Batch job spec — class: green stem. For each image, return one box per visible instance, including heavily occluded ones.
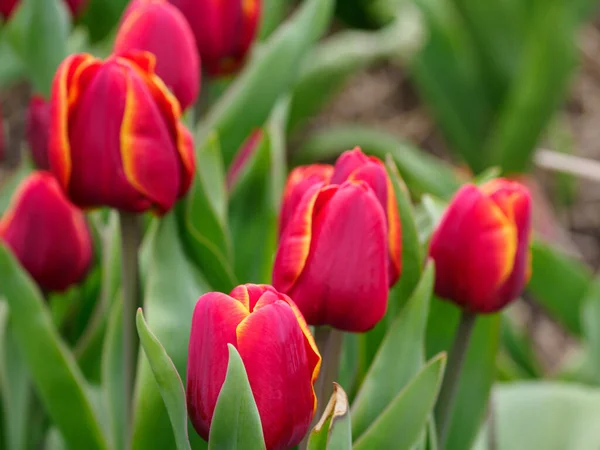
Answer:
[300,327,343,449]
[119,211,141,448]
[435,310,477,450]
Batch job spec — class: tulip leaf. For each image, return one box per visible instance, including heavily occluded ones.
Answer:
[131,214,211,450]
[307,383,352,450]
[287,9,424,133]
[136,309,192,450]
[0,244,109,450]
[208,344,266,450]
[351,262,434,439]
[472,383,600,450]
[353,353,446,450]
[0,303,32,450]
[528,240,591,336]
[200,0,335,167]
[295,125,461,199]
[178,133,237,292]
[580,276,600,383]
[425,298,500,450]
[80,0,128,43]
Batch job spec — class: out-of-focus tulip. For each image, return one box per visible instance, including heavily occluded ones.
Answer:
[225,129,263,191]
[428,179,532,313]
[49,52,195,214]
[1,0,88,20]
[187,284,321,450]
[115,0,200,110]
[0,0,18,19]
[26,95,50,170]
[272,147,402,332]
[0,171,92,292]
[64,0,88,17]
[167,0,261,76]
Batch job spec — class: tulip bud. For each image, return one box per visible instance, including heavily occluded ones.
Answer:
[115,0,200,110]
[167,0,261,76]
[428,179,532,313]
[26,95,50,170]
[187,284,321,450]
[273,148,402,332]
[49,52,195,214]
[0,171,92,292]
[0,0,17,19]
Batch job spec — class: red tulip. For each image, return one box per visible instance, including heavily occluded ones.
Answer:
[187,284,321,450]
[428,179,532,313]
[115,0,200,110]
[0,0,18,19]
[1,0,87,20]
[272,148,402,332]
[49,52,195,214]
[64,0,88,17]
[26,95,50,170]
[0,171,92,292]
[167,0,260,76]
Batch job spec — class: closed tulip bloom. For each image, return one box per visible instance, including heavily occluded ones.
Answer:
[0,0,17,19]
[167,0,260,76]
[187,284,321,450]
[49,52,195,214]
[0,172,92,292]
[64,0,88,17]
[26,95,50,170]
[115,0,200,110]
[428,179,532,313]
[273,148,402,332]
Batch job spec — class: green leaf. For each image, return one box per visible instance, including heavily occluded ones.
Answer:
[425,298,500,450]
[200,0,335,167]
[136,309,191,450]
[500,313,542,379]
[307,383,352,450]
[258,0,291,40]
[473,382,600,450]
[208,345,266,450]
[177,133,237,291]
[287,9,424,133]
[581,277,600,383]
[351,262,434,439]
[528,240,592,336]
[131,214,211,450]
[0,244,108,450]
[5,0,69,96]
[353,354,446,450]
[295,125,461,199]
[0,303,31,450]
[79,0,128,43]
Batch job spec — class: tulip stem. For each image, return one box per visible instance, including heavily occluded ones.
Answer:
[435,310,477,450]
[119,211,142,448]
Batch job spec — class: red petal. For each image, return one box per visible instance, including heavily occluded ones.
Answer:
[428,184,518,313]
[279,164,333,236]
[236,300,316,450]
[26,95,51,170]
[330,147,370,184]
[186,292,249,440]
[285,181,389,331]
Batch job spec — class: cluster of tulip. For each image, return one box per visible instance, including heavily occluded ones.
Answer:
[0,0,534,449]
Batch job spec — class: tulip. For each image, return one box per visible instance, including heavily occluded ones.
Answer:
[187,284,321,450]
[26,95,50,170]
[48,52,195,214]
[272,147,402,332]
[0,171,92,292]
[167,0,261,76]
[428,179,532,313]
[1,0,87,20]
[115,0,200,110]
[0,0,17,19]
[64,0,88,17]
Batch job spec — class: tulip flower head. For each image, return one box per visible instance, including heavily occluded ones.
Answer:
[0,0,17,19]
[273,147,402,332]
[167,0,261,76]
[0,171,92,292]
[187,284,321,450]
[26,95,50,170]
[115,0,200,110]
[49,52,195,214]
[428,179,532,313]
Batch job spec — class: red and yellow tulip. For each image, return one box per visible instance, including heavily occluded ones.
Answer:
[428,179,532,313]
[273,147,402,332]
[48,52,195,214]
[187,284,321,450]
[0,171,92,292]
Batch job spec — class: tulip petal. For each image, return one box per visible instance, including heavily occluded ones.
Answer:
[330,147,370,184]
[279,164,333,236]
[429,184,518,312]
[186,292,249,440]
[284,181,389,331]
[229,283,273,311]
[236,300,316,450]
